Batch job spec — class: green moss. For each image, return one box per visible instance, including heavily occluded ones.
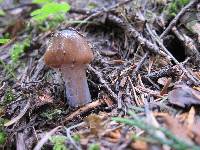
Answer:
[41,109,62,120]
[72,134,81,142]
[0,118,8,145]
[3,88,14,104]
[0,131,6,145]
[10,38,30,62]
[165,0,190,19]
[50,135,68,150]
[88,144,100,150]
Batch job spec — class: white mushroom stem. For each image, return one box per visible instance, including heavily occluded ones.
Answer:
[60,64,91,107]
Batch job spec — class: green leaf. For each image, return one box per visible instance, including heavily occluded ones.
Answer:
[50,135,67,145]
[31,2,71,21]
[0,38,10,44]
[10,38,30,62]
[72,134,81,142]
[32,0,53,4]
[88,143,100,150]
[0,9,5,16]
[50,135,68,150]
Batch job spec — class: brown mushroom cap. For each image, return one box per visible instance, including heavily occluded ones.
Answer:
[44,29,93,68]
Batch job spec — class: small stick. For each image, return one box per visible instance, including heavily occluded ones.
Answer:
[107,14,166,56]
[127,77,140,106]
[133,52,149,77]
[142,65,181,81]
[62,100,105,123]
[88,65,118,102]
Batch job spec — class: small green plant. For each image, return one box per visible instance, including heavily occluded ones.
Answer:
[88,143,100,150]
[41,109,62,120]
[0,59,16,79]
[50,135,68,150]
[0,131,6,145]
[31,2,70,22]
[30,1,71,31]
[0,38,10,44]
[32,0,53,4]
[10,38,30,62]
[72,134,81,143]
[0,118,8,145]
[165,0,190,18]
[0,9,5,16]
[3,88,15,104]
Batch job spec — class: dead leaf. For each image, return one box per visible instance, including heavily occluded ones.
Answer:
[186,107,195,129]
[85,114,105,136]
[155,113,193,144]
[131,140,148,150]
[106,129,121,140]
[156,111,200,145]
[191,122,200,144]
[160,78,172,95]
[4,18,26,37]
[168,84,200,107]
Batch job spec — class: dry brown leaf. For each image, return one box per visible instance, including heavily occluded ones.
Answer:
[160,78,172,95]
[186,107,195,129]
[5,18,26,37]
[85,114,105,136]
[168,84,200,107]
[155,112,200,145]
[131,140,148,150]
[191,122,200,144]
[155,113,193,144]
[106,129,121,140]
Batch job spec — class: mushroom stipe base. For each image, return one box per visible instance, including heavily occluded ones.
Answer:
[61,65,92,107]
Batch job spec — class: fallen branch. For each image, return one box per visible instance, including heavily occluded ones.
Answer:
[88,65,118,102]
[62,99,106,124]
[107,14,166,56]
[142,65,181,81]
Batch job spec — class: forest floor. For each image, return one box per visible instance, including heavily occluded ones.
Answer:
[1,0,200,150]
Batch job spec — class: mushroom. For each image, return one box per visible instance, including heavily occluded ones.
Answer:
[44,29,93,107]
